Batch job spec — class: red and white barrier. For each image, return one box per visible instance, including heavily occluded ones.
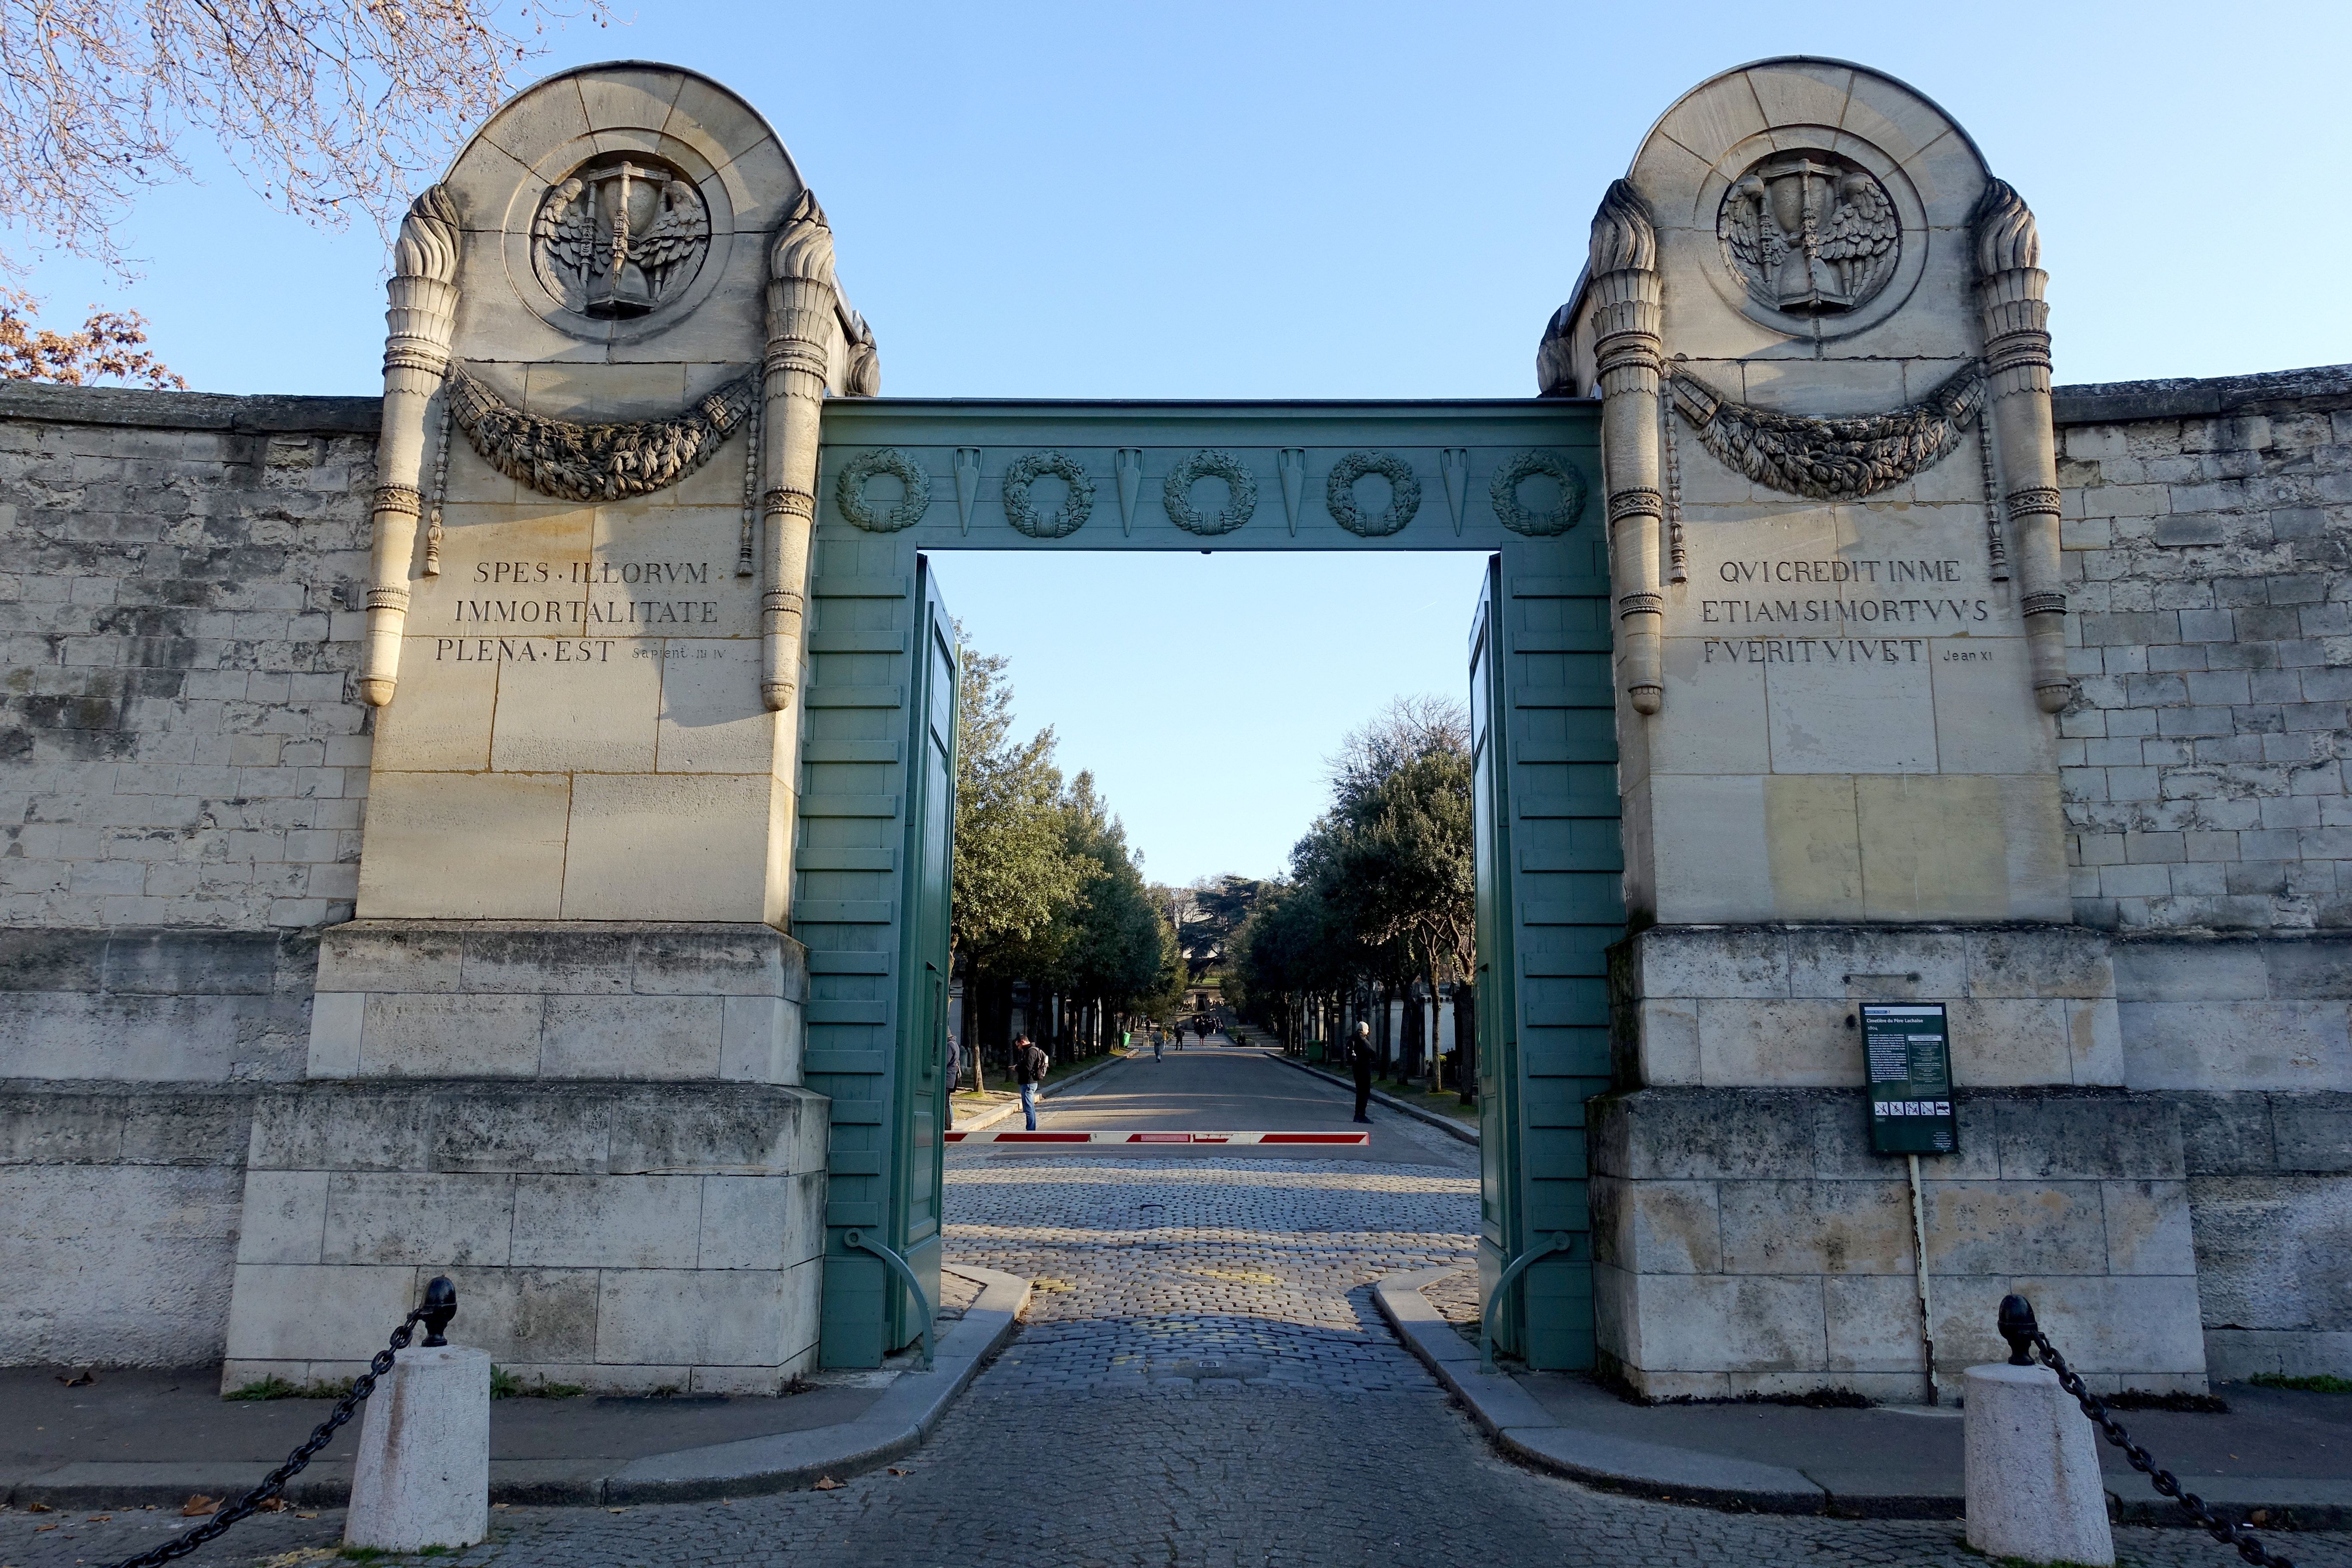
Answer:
[943,1129,1369,1145]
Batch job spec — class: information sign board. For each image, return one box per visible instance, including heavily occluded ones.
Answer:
[1862,1003,1957,1156]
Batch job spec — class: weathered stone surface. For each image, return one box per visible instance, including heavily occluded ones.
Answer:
[2056,372,2352,934]
[1964,1362,2115,1566]
[344,1344,491,1552]
[224,1077,827,1390]
[1591,1087,2205,1399]
[0,1081,256,1364]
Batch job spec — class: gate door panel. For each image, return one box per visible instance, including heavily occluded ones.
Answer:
[801,540,954,1368]
[1473,536,1623,1369]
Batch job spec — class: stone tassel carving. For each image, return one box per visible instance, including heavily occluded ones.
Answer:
[1974,179,2070,714]
[1588,180,1666,716]
[760,191,846,712]
[360,186,462,706]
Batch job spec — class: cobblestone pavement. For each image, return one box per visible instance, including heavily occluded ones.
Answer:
[12,1143,2347,1568]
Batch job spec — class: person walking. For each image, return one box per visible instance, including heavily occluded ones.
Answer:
[1153,1025,1164,1063]
[943,1031,962,1095]
[1013,1032,1050,1131]
[1194,1016,1210,1048]
[1347,1019,1375,1124]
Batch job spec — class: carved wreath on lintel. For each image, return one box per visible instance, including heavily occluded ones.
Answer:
[1325,451,1421,537]
[1164,450,1259,535]
[1003,450,1097,538]
[836,447,933,532]
[1667,361,1984,502]
[445,364,755,504]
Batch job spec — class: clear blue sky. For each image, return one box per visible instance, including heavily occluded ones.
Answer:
[24,1,2349,884]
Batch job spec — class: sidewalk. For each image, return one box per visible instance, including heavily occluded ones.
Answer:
[1376,1266,2352,1529]
[2,1266,1029,1510]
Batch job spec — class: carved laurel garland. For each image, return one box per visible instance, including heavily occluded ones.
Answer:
[1002,450,1096,538]
[444,364,757,504]
[836,447,933,533]
[1325,451,1421,537]
[1667,362,1984,501]
[1164,450,1258,535]
[1489,451,1587,536]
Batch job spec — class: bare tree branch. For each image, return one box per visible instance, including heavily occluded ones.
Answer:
[0,0,610,276]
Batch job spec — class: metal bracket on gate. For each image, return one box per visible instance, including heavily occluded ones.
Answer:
[1480,1233,1572,1374]
[845,1229,934,1371]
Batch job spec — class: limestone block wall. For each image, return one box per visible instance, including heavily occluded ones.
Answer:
[220,919,825,1393]
[1,386,376,1365]
[1591,1085,2205,1401]
[1602,926,2205,1398]
[2045,368,2352,1377]
[0,384,377,938]
[224,1078,826,1394]
[0,1082,251,1364]
[2053,365,2352,933]
[2170,1082,2352,1381]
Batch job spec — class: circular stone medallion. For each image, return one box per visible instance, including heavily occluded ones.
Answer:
[532,153,712,321]
[1717,150,1899,320]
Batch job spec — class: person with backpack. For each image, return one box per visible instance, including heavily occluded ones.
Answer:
[1013,1032,1050,1130]
[1346,1020,1376,1124]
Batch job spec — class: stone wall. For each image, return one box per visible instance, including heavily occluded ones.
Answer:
[2054,365,2352,933]
[6,364,2352,1377]
[2048,367,2352,1378]
[2,386,375,1364]
[0,383,378,941]
[1591,1084,2204,1402]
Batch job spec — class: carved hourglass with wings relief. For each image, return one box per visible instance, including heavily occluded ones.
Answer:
[531,155,712,318]
[1718,152,1899,317]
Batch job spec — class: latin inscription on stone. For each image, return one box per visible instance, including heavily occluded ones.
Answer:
[446,557,731,631]
[1692,556,1996,669]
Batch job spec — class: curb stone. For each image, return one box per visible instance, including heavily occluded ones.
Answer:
[1271,1052,1480,1145]
[1372,1268,2352,1529]
[2,1266,1032,1510]
[1370,1266,1828,1515]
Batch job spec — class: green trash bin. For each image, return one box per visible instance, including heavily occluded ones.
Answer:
[1306,1040,1325,1064]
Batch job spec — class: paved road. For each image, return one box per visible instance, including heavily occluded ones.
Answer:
[15,1053,2349,1568]
[1014,1040,1460,1164]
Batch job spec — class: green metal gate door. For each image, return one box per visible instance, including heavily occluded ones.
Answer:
[801,546,955,1367]
[1472,538,1623,1369]
[805,396,1613,1368]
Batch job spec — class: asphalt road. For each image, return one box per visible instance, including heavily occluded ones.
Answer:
[1003,1038,1467,1166]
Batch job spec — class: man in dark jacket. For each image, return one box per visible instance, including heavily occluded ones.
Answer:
[1013,1033,1050,1130]
[1346,1020,1375,1124]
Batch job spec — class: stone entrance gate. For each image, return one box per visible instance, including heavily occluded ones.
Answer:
[9,55,2347,1402]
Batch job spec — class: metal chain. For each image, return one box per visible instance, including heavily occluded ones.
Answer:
[95,1302,437,1568]
[2030,1330,2293,1568]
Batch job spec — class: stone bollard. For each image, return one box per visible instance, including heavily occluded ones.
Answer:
[1964,1296,2114,1567]
[344,1341,491,1551]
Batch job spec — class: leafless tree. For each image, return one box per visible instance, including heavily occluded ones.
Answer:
[1326,694,1469,808]
[0,0,609,278]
